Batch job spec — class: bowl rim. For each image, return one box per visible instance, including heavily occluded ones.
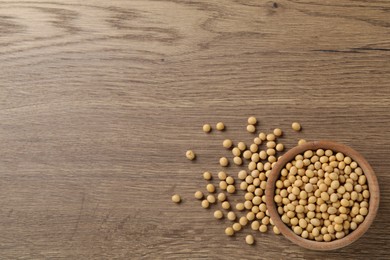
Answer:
[265,140,380,251]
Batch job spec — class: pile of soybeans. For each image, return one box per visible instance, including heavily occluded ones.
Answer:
[171,117,369,246]
[274,149,369,242]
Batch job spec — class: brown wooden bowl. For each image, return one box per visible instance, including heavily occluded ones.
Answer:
[265,140,380,251]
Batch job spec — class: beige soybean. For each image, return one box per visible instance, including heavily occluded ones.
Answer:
[227,211,236,221]
[259,132,266,141]
[251,153,260,163]
[250,143,259,152]
[239,216,249,226]
[214,210,223,219]
[219,157,229,167]
[194,191,204,200]
[248,116,257,125]
[206,184,215,193]
[232,223,242,232]
[257,212,265,220]
[251,220,260,230]
[276,143,284,152]
[259,150,267,160]
[201,200,210,209]
[225,227,234,236]
[232,147,241,157]
[186,150,196,160]
[222,201,231,210]
[247,125,256,133]
[266,141,276,149]
[240,182,248,190]
[238,170,248,180]
[217,193,226,201]
[298,139,306,145]
[219,181,227,190]
[267,149,276,156]
[237,142,246,151]
[262,216,270,225]
[245,235,255,245]
[292,122,301,131]
[216,122,225,131]
[248,161,257,171]
[244,200,253,210]
[202,124,211,133]
[227,185,236,194]
[253,137,262,145]
[226,176,234,185]
[203,171,212,180]
[273,128,283,137]
[259,224,268,233]
[233,156,243,165]
[267,134,276,141]
[236,203,245,211]
[243,150,252,159]
[247,212,256,221]
[218,171,227,180]
[223,139,233,149]
[207,195,216,204]
[273,226,281,235]
[172,194,181,203]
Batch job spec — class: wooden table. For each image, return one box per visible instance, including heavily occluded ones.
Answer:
[1,0,389,259]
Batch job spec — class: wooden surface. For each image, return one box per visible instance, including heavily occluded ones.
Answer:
[0,0,389,259]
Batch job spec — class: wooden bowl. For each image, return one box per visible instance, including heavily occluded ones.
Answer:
[265,141,380,251]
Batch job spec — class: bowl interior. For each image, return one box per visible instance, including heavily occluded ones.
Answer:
[265,140,380,251]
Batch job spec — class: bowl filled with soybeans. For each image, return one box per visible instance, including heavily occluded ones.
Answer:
[265,141,379,250]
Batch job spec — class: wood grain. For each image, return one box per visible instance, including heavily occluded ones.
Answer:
[0,0,389,259]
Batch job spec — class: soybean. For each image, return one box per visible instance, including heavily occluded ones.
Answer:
[223,139,233,149]
[245,235,255,245]
[220,157,229,167]
[194,191,203,200]
[216,122,225,131]
[247,125,256,133]
[248,117,257,125]
[292,122,301,131]
[186,150,196,160]
[203,124,211,133]
[172,194,181,203]
[214,210,223,219]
